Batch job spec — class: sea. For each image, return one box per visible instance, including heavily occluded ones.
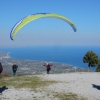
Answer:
[0,45,100,71]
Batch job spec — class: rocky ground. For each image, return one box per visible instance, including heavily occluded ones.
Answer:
[0,72,100,100]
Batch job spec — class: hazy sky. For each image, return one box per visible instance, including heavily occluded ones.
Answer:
[0,0,100,47]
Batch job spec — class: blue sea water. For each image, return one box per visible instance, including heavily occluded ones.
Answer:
[0,46,100,71]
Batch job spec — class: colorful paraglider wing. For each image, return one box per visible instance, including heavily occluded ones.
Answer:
[10,13,77,40]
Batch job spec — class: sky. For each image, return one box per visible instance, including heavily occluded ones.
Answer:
[0,0,100,47]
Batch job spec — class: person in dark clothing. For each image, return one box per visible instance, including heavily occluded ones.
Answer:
[12,63,18,76]
[44,63,52,74]
[0,62,3,77]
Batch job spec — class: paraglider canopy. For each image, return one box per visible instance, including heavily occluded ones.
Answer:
[10,13,77,40]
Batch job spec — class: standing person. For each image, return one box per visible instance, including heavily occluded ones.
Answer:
[0,62,3,78]
[44,63,52,74]
[12,63,18,76]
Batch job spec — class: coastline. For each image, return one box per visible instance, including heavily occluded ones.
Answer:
[0,51,88,76]
[0,46,99,71]
[5,51,87,70]
[7,52,10,58]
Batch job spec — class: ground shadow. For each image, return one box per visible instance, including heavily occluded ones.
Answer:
[92,84,100,90]
[0,86,8,93]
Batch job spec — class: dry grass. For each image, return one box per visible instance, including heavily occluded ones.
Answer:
[0,75,56,89]
[53,92,87,100]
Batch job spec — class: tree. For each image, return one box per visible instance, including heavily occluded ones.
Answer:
[83,51,98,72]
[96,60,100,72]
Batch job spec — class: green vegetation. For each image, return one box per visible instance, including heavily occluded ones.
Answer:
[54,92,87,100]
[96,60,100,72]
[0,75,56,89]
[83,51,98,72]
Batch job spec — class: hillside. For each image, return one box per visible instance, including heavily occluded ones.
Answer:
[0,52,87,76]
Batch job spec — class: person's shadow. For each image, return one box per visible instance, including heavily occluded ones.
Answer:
[0,86,8,93]
[92,84,100,90]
